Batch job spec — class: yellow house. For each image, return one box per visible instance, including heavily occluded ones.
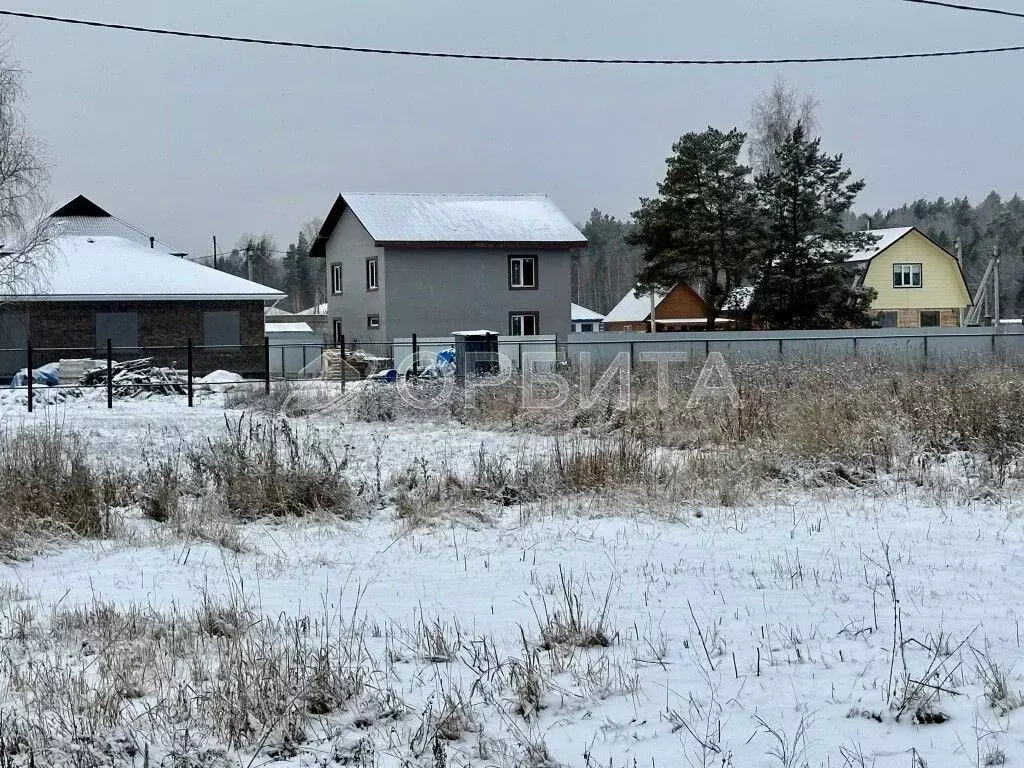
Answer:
[848,227,971,328]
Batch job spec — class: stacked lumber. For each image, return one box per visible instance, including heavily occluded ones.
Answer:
[321,349,363,380]
[79,357,187,397]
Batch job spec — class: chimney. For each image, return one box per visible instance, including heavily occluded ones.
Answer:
[149,236,155,249]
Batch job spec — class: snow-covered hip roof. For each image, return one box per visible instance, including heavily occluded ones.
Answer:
[5,236,284,301]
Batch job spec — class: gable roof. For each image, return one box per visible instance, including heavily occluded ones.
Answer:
[603,286,666,324]
[571,303,605,322]
[310,193,588,256]
[47,195,187,256]
[844,227,918,263]
[6,236,283,301]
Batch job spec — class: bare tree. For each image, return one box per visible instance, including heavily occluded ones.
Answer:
[748,76,818,176]
[0,45,50,299]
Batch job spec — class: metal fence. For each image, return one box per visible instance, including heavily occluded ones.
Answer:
[560,326,1024,367]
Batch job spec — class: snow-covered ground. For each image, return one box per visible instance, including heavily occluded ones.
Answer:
[2,396,1024,767]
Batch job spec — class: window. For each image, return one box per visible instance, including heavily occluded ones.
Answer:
[509,256,537,289]
[333,319,343,344]
[878,311,898,329]
[366,258,379,291]
[580,323,594,333]
[367,314,380,329]
[95,312,139,349]
[893,263,922,288]
[509,312,539,336]
[331,264,343,295]
[920,310,941,328]
[203,311,241,346]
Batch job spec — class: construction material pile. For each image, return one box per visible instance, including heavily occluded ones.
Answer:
[79,358,187,397]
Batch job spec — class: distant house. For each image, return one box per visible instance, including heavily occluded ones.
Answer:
[0,195,283,377]
[309,193,586,343]
[262,301,329,340]
[603,283,741,332]
[848,227,971,328]
[571,303,604,333]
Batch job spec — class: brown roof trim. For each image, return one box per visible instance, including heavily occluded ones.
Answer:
[309,194,346,258]
[376,240,588,250]
[308,193,588,256]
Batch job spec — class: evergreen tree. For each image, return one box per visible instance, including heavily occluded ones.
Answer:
[630,127,758,329]
[575,210,642,313]
[752,124,877,329]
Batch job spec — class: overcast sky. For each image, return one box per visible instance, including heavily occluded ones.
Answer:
[6,0,1024,258]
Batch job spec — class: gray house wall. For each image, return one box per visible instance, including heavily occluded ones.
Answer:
[384,247,572,340]
[324,208,387,344]
[323,210,573,343]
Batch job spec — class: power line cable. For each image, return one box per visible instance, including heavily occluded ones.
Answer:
[2,7,1024,64]
[900,0,1024,21]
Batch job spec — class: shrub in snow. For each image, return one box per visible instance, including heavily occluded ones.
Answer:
[0,422,113,552]
[351,383,399,422]
[188,415,353,520]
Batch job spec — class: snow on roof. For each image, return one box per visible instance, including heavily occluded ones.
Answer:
[342,193,587,246]
[265,322,316,334]
[451,329,499,336]
[265,306,289,316]
[49,216,185,256]
[603,286,665,324]
[8,236,284,301]
[724,286,754,311]
[845,227,915,263]
[297,302,328,315]
[571,303,605,322]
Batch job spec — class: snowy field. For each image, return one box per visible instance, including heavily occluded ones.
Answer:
[1,394,1023,767]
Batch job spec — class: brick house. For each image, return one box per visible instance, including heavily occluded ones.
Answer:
[0,196,283,377]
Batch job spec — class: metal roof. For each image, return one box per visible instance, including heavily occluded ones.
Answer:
[46,195,187,255]
[571,303,605,322]
[311,193,587,255]
[844,227,915,263]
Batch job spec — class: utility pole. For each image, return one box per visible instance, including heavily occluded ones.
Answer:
[994,245,1001,327]
[649,292,657,334]
[212,235,218,270]
[246,244,253,282]
[955,238,965,326]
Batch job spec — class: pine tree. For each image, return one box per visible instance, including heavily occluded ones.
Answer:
[630,127,758,329]
[752,124,877,329]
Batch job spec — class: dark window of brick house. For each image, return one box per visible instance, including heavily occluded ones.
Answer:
[920,310,941,328]
[96,312,139,349]
[878,311,898,328]
[203,311,241,346]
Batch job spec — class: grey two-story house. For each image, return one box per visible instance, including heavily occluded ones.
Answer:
[308,193,586,344]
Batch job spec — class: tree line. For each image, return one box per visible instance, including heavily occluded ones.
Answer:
[209,219,326,313]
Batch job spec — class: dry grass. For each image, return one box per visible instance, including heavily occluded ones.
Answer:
[0,422,118,554]
[186,415,354,520]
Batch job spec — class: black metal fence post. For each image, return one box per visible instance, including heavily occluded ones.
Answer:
[412,333,419,376]
[187,338,194,407]
[26,339,32,413]
[264,336,271,394]
[340,334,346,391]
[106,338,113,409]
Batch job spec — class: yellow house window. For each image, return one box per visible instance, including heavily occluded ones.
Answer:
[893,263,922,288]
[920,311,940,328]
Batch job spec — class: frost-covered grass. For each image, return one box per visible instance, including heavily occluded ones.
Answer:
[0,364,1023,766]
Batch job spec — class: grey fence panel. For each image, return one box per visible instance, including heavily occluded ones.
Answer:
[566,328,1024,367]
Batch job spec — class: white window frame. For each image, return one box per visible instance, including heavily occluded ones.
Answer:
[510,312,539,336]
[366,258,379,291]
[333,319,343,344]
[509,256,537,289]
[367,314,380,330]
[893,263,922,288]
[330,263,343,295]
